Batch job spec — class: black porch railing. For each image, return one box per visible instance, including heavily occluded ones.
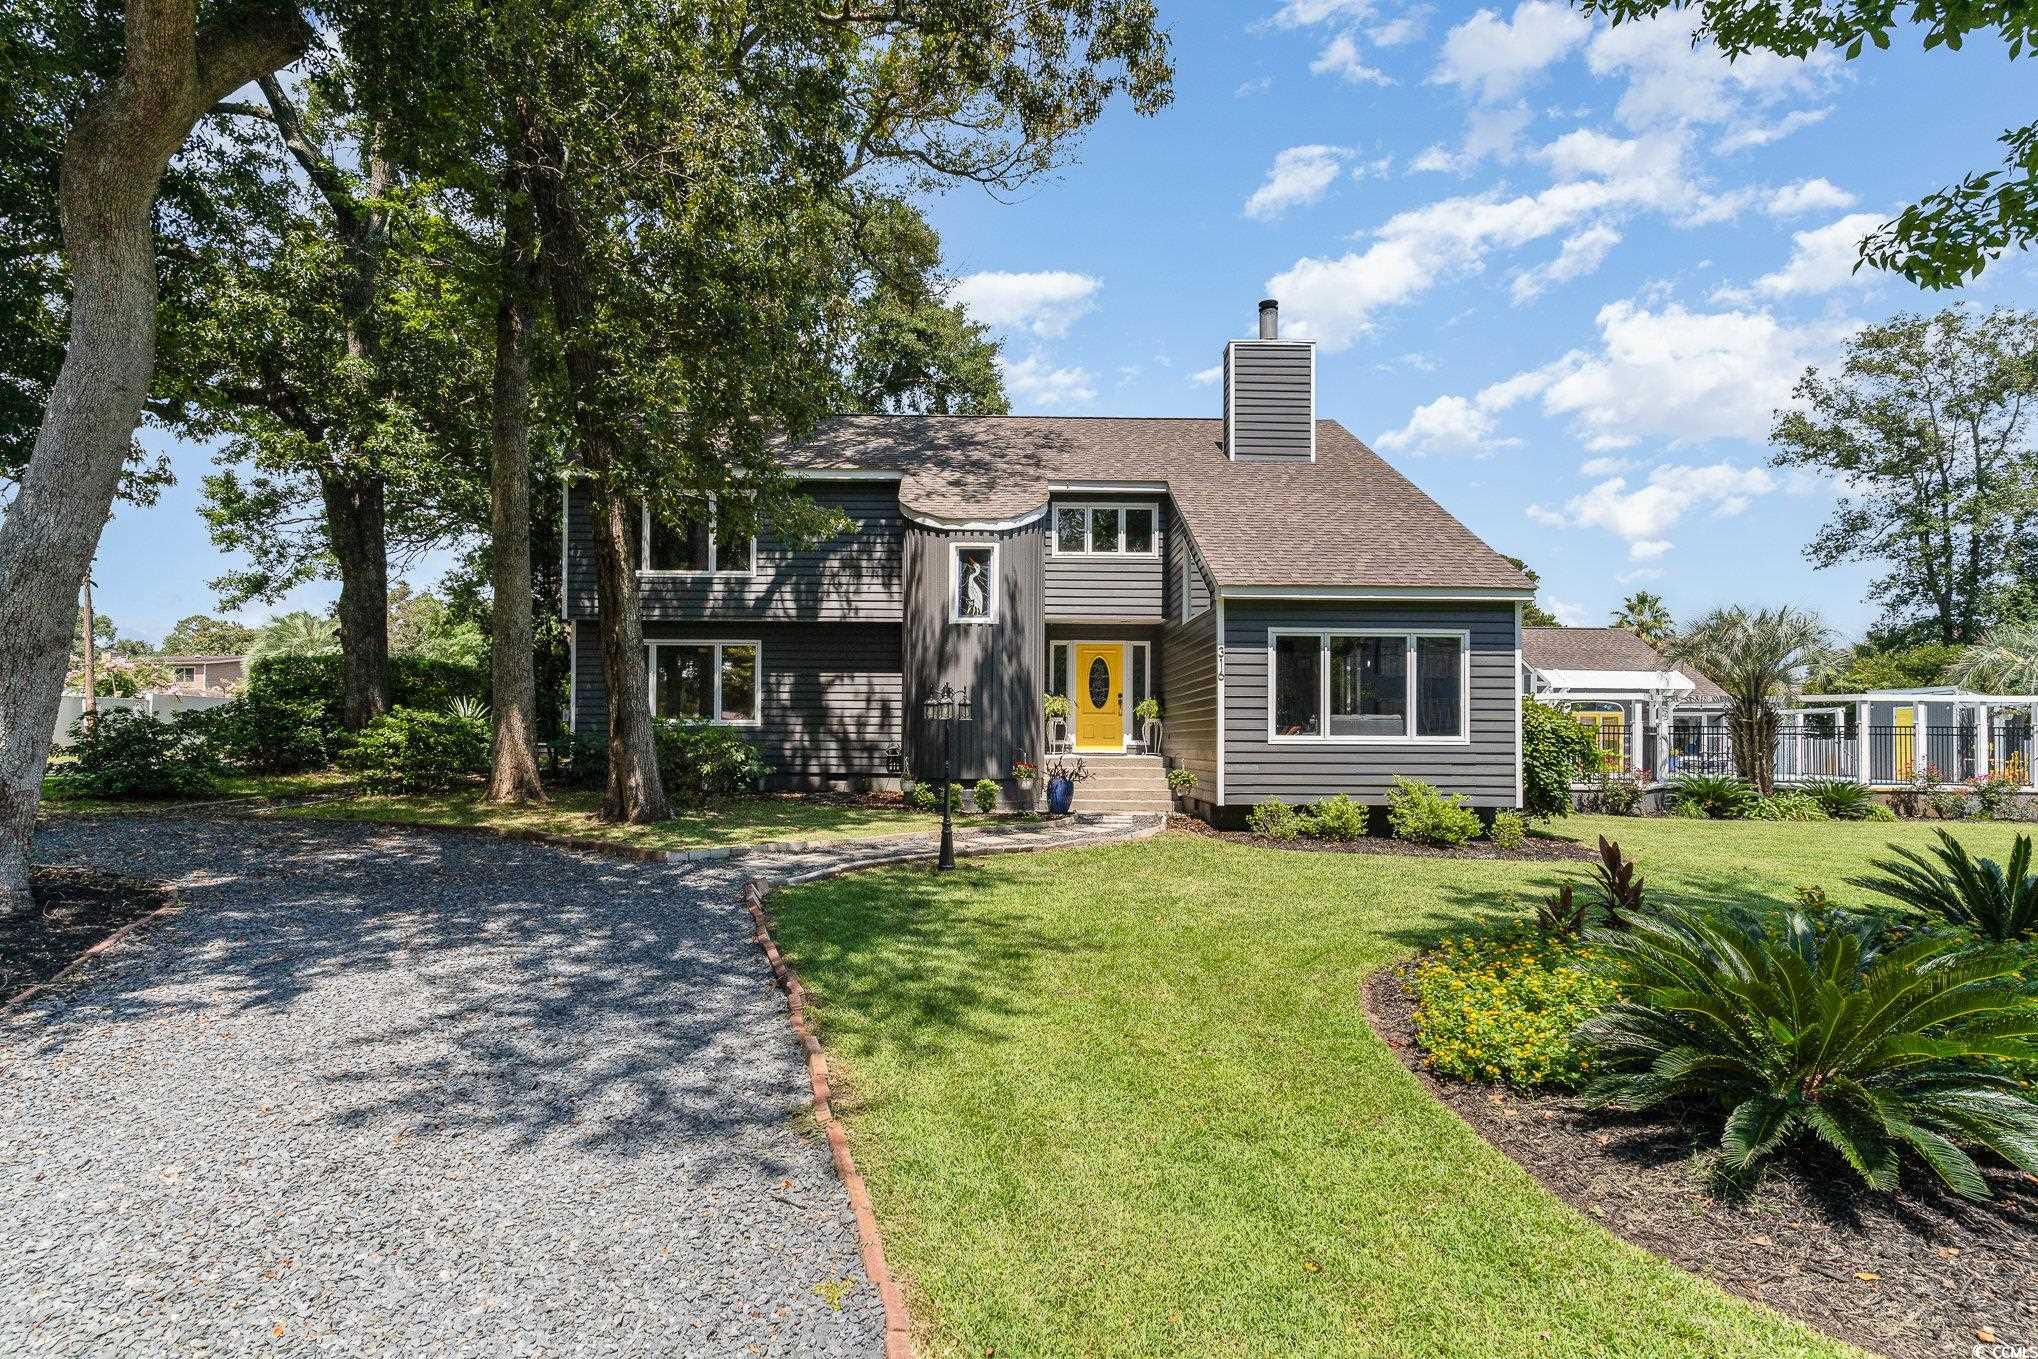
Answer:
[1633,722,2037,786]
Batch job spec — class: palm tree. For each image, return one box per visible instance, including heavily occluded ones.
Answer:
[1949,618,2038,694]
[247,611,339,662]
[1611,591,1674,645]
[1669,606,1835,794]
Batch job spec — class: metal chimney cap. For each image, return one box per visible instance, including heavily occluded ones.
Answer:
[1257,298,1279,339]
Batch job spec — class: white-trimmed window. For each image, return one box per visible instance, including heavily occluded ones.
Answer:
[1268,629,1468,743]
[1051,502,1158,556]
[646,640,762,725]
[640,495,755,576]
[951,543,997,623]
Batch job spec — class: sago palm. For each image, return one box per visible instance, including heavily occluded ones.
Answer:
[1667,606,1834,794]
[1578,908,2038,1199]
[1853,830,2038,943]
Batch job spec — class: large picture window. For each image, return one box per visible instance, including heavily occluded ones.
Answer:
[1269,629,1467,743]
[641,495,755,576]
[1049,502,1159,556]
[646,640,762,725]
[951,543,997,623]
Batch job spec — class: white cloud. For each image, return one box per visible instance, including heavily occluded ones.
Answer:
[1235,75,1275,98]
[1717,106,1831,153]
[1547,597,1593,626]
[1268,0,1375,25]
[1587,10,1835,131]
[1511,222,1621,302]
[950,271,1100,337]
[1409,102,1533,174]
[1578,455,1635,476]
[1188,364,1223,386]
[1376,394,1518,457]
[1713,212,1885,301]
[1628,539,1673,560]
[1000,353,1097,408]
[1311,32,1392,84]
[1432,1,1589,102]
[1370,10,1426,45]
[1245,145,1351,220]
[1764,178,1856,218]
[1617,567,1665,584]
[1529,461,1777,556]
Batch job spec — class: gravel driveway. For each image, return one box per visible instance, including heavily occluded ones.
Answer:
[1,815,885,1357]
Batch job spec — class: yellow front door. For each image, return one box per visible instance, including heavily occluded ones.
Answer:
[1893,705,1916,782]
[1073,643,1123,750]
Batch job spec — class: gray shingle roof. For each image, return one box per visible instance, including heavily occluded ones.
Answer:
[1523,626,1727,701]
[782,415,1533,592]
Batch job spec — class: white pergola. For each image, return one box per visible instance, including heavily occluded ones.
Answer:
[1530,667,1707,775]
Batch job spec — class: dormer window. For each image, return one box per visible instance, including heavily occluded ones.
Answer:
[1051,503,1158,556]
[641,495,755,576]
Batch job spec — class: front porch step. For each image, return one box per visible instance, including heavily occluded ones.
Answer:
[1054,752,1173,813]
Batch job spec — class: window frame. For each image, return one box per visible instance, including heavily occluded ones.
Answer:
[1264,627,1471,745]
[638,494,758,578]
[949,541,1000,625]
[644,638,763,726]
[1048,501,1161,557]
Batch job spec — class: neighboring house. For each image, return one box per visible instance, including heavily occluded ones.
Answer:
[1522,626,1729,778]
[562,299,1535,820]
[156,654,246,696]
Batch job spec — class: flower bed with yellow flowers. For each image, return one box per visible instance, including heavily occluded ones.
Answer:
[1410,930,1620,1089]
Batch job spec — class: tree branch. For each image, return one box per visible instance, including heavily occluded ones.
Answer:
[255,73,361,235]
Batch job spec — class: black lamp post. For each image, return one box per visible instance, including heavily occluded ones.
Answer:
[924,683,973,871]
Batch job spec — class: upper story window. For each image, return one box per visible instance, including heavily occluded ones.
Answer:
[641,495,755,576]
[1052,502,1158,556]
[951,543,997,623]
[1269,629,1468,743]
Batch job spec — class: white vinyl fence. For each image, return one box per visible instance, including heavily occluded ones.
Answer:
[51,692,232,748]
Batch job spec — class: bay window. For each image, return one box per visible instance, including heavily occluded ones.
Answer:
[646,640,762,725]
[1269,629,1467,742]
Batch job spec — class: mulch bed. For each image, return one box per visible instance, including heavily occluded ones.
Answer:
[1364,964,2038,1358]
[2,866,175,1001]
[1168,814,1594,860]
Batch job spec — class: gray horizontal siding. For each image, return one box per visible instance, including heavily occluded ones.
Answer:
[901,521,1044,781]
[571,619,903,779]
[1043,496,1167,621]
[564,481,903,623]
[1159,605,1219,809]
[1225,341,1313,461]
[1221,600,1519,808]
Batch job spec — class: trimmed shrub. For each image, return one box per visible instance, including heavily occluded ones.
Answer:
[1247,800,1303,842]
[653,720,769,802]
[1489,809,1528,850]
[1746,791,1830,822]
[338,707,487,793]
[1970,772,2024,821]
[905,781,937,812]
[1412,930,1621,1089]
[1666,772,1756,820]
[973,778,999,813]
[1385,776,1481,847]
[1579,908,2038,1199]
[1854,829,2038,943]
[1521,698,1597,819]
[1302,793,1369,842]
[1861,802,1898,822]
[64,709,222,798]
[1803,779,1876,820]
[207,689,334,773]
[239,652,490,764]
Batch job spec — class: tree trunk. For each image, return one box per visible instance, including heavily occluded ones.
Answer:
[0,0,311,915]
[485,182,544,803]
[79,577,98,718]
[1731,704,1778,796]
[321,470,390,729]
[521,104,667,823]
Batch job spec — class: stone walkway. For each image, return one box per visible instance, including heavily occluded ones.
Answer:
[1,811,1159,1357]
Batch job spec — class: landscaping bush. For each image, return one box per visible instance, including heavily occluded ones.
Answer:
[1489,809,1527,850]
[1578,907,2038,1199]
[206,688,335,773]
[973,778,999,813]
[1521,697,1596,818]
[1246,800,1302,842]
[1412,929,1621,1089]
[653,720,769,802]
[1665,772,1755,820]
[1969,772,2024,821]
[338,707,488,793]
[240,652,490,762]
[558,729,609,789]
[1803,779,1876,820]
[1746,791,1829,822]
[1302,793,1368,842]
[63,709,223,798]
[1385,776,1480,847]
[1928,788,1973,821]
[1854,829,2038,943]
[1584,770,1644,816]
[1861,802,1898,821]
[1589,836,1647,929]
[905,780,937,812]
[1667,797,1709,819]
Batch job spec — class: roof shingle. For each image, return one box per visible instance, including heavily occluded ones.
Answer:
[1523,626,1727,701]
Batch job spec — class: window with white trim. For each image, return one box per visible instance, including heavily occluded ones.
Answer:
[1050,502,1158,556]
[1269,629,1467,742]
[641,495,755,576]
[646,640,762,724]
[951,543,997,623]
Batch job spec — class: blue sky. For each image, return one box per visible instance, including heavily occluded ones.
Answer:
[94,1,2036,645]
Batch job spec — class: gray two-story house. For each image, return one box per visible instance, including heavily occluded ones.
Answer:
[562,300,1534,821]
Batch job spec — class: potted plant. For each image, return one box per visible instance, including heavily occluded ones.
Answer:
[1134,697,1162,750]
[1044,755,1088,815]
[1043,692,1071,751]
[1011,757,1039,812]
[1166,766,1196,806]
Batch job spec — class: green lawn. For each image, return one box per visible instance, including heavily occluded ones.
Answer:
[765,815,2031,1359]
[275,787,943,850]
[38,768,355,814]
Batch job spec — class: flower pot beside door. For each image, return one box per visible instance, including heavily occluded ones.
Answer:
[1044,756,1087,815]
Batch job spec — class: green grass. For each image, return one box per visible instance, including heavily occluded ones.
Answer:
[276,787,944,850]
[38,768,355,814]
[766,814,2033,1359]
